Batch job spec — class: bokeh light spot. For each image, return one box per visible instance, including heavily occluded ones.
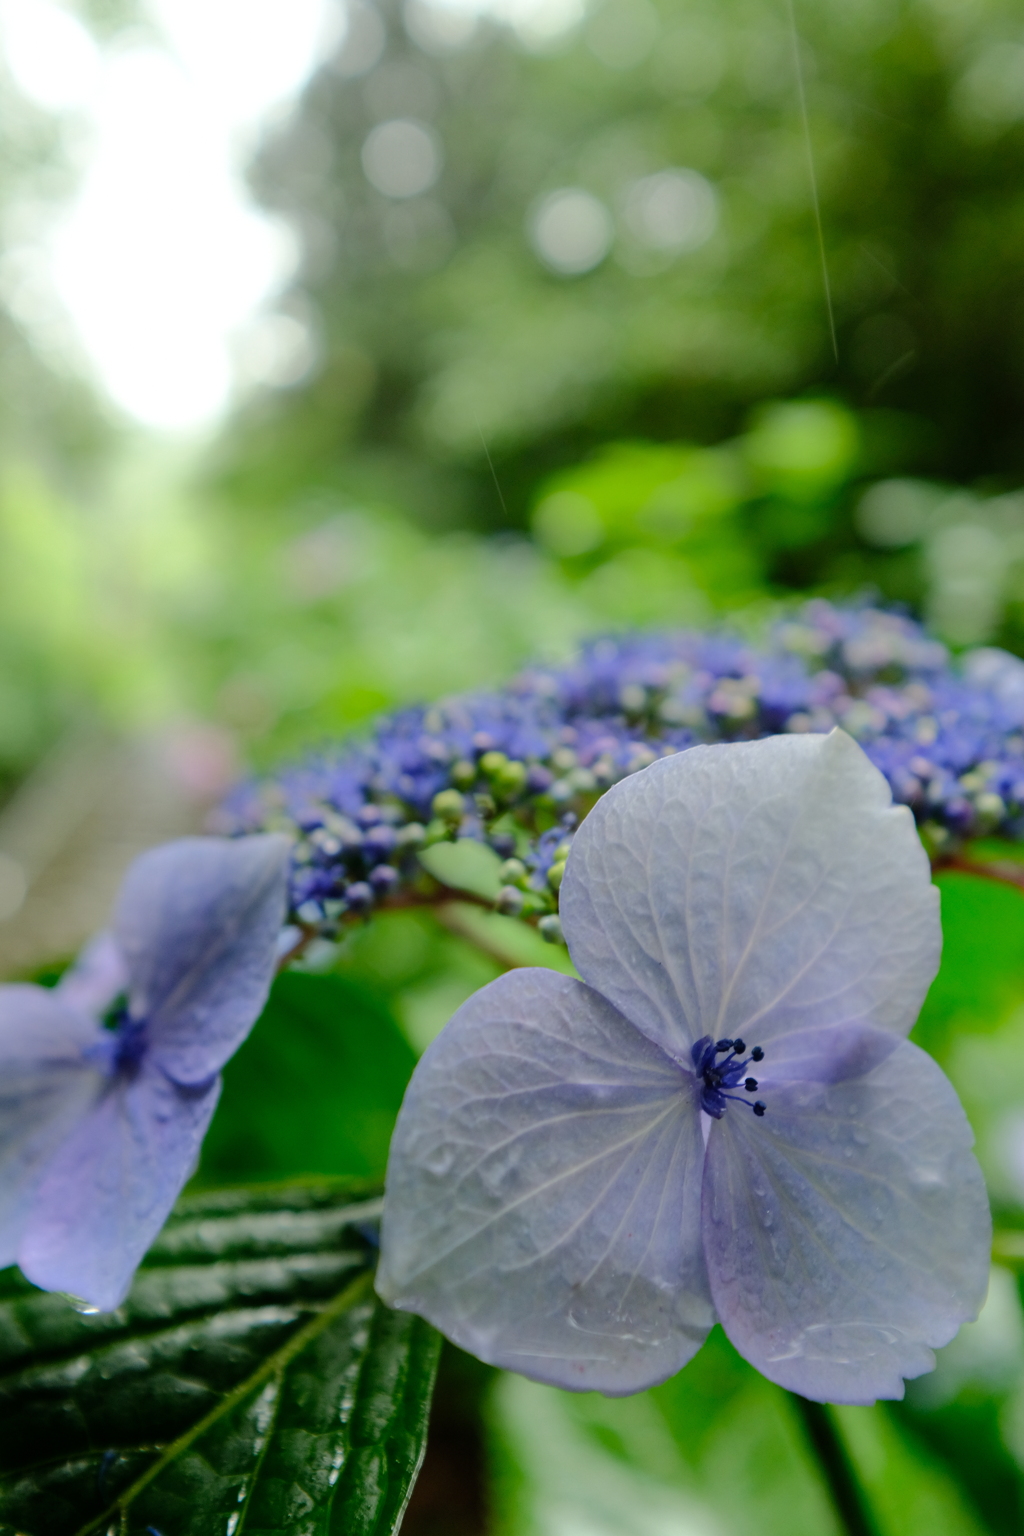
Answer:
[362,118,442,198]
[855,479,942,549]
[530,188,613,275]
[331,1,387,77]
[585,0,659,71]
[622,169,718,254]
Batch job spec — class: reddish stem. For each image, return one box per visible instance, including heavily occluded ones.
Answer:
[935,853,1024,893]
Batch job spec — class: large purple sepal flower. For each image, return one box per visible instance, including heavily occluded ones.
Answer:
[376,731,991,1403]
[0,834,290,1312]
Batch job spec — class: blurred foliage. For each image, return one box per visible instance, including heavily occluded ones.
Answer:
[0,28,115,470]
[5,2,1024,1531]
[0,25,120,797]
[212,0,1024,529]
[199,968,417,1184]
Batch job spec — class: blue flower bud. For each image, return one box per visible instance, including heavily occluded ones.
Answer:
[345,882,374,913]
[364,824,398,860]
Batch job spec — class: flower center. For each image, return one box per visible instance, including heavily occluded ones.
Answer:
[691,1036,766,1119]
[109,1007,150,1075]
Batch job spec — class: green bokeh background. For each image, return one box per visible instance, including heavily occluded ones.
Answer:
[5,0,1024,1530]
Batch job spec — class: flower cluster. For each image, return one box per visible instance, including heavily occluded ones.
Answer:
[216,600,1024,934]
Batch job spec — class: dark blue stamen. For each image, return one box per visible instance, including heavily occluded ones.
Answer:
[691,1034,767,1119]
[113,1018,148,1073]
[103,1005,149,1075]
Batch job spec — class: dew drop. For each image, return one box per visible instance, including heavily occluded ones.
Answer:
[424,1144,457,1175]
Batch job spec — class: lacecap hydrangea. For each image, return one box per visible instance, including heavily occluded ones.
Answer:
[0,835,290,1311]
[376,730,991,1404]
[217,601,1024,938]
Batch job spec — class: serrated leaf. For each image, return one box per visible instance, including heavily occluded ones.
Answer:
[0,1181,440,1536]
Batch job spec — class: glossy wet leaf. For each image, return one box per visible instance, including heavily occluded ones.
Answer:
[0,1180,440,1536]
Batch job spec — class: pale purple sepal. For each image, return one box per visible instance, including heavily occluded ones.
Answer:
[0,987,104,1269]
[702,1030,992,1404]
[560,730,941,1061]
[377,967,714,1396]
[55,931,128,1019]
[1,832,291,1311]
[751,1022,900,1086]
[114,833,291,1085]
[18,1061,221,1312]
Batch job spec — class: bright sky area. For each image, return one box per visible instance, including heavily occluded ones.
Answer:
[0,0,579,435]
[0,0,343,432]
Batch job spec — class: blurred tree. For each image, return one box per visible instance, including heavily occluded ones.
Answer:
[0,31,124,801]
[212,0,1024,529]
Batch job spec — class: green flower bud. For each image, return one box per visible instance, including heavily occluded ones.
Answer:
[396,822,427,849]
[451,759,477,789]
[499,857,527,884]
[538,914,564,944]
[494,759,527,798]
[548,860,566,890]
[432,789,465,824]
[496,885,525,916]
[480,750,509,778]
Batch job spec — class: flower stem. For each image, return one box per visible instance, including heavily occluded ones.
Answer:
[789,1395,882,1536]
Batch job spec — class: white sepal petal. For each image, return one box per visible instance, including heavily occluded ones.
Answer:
[0,986,103,1269]
[701,1031,991,1404]
[378,968,713,1396]
[19,1062,221,1312]
[560,730,940,1060]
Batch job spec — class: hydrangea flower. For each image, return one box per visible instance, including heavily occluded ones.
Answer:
[0,833,290,1312]
[217,601,1024,938]
[376,730,991,1404]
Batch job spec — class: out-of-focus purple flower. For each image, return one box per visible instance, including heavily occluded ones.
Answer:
[0,834,290,1311]
[215,601,1024,937]
[376,731,990,1404]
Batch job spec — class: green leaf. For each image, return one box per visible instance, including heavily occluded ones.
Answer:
[418,840,503,902]
[438,903,578,977]
[0,1181,440,1536]
[197,970,417,1185]
[915,871,1024,1061]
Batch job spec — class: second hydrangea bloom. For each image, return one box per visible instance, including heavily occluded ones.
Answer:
[377,729,991,1404]
[0,834,290,1312]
